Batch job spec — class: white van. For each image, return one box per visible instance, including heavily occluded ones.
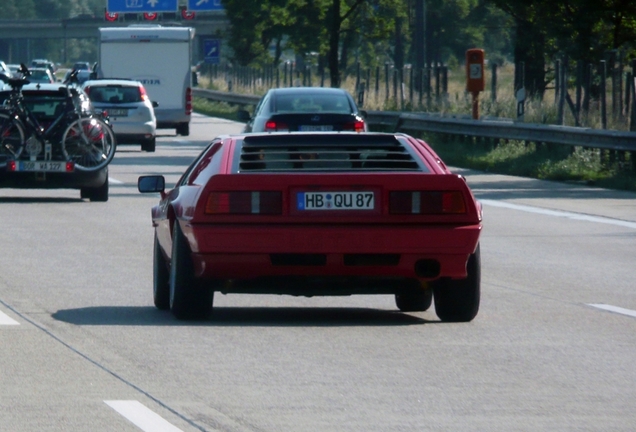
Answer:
[98,25,194,136]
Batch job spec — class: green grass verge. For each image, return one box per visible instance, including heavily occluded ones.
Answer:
[193,97,240,121]
[416,132,636,192]
[193,96,636,193]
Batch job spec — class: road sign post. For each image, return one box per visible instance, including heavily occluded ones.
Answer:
[106,0,178,13]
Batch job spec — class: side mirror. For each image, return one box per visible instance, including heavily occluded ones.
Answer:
[237,109,251,121]
[152,101,159,108]
[138,175,165,193]
[359,110,368,118]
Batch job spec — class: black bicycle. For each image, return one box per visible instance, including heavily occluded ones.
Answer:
[0,64,116,172]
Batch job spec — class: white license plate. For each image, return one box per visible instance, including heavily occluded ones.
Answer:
[16,161,72,172]
[109,109,128,117]
[297,191,374,210]
[299,125,333,131]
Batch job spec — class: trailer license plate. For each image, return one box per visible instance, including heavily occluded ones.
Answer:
[297,191,374,210]
[16,161,71,172]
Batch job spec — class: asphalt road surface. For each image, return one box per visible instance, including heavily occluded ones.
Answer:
[1,114,635,431]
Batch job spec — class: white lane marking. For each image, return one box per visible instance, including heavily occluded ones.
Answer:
[0,310,19,325]
[105,400,184,432]
[588,304,636,318]
[109,177,124,184]
[480,199,636,230]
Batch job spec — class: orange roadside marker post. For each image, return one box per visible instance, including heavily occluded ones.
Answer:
[466,49,485,120]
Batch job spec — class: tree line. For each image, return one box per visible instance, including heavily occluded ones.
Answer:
[2,0,635,96]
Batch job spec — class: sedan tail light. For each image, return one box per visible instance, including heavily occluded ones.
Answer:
[389,191,466,214]
[343,120,365,132]
[265,120,289,132]
[205,191,282,214]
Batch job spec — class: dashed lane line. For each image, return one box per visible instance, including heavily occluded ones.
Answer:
[0,310,19,325]
[588,304,636,319]
[105,400,185,432]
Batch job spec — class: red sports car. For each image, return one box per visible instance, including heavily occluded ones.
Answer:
[138,132,483,321]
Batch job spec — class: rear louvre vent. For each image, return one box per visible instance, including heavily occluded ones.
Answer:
[239,134,422,172]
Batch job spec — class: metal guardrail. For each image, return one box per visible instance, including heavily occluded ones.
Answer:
[192,88,636,152]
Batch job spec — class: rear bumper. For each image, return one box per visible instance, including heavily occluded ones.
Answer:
[155,109,189,128]
[0,168,107,189]
[187,223,481,281]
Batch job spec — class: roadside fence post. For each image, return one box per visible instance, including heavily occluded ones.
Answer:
[600,60,607,129]
[491,62,498,102]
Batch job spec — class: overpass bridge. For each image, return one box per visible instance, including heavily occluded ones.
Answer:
[0,14,230,64]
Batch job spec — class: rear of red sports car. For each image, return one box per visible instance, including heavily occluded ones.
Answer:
[143,132,483,321]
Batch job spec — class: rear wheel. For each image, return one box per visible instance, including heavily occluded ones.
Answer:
[153,232,170,310]
[395,284,433,312]
[141,137,155,152]
[433,244,481,322]
[62,117,116,172]
[176,122,189,136]
[81,175,109,202]
[0,112,26,167]
[169,221,213,320]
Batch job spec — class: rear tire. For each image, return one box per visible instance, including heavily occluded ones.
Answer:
[141,137,156,152]
[153,232,170,310]
[395,284,433,312]
[169,221,213,320]
[176,122,189,136]
[433,244,481,322]
[80,173,109,202]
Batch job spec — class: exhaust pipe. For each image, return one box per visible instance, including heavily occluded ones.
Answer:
[414,259,441,278]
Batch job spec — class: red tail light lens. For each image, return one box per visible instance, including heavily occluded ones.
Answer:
[139,85,149,102]
[185,87,192,115]
[343,120,365,132]
[265,120,289,132]
[390,191,466,214]
[205,191,282,214]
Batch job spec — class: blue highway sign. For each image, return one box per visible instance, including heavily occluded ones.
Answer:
[107,0,179,13]
[188,0,224,11]
[204,39,221,64]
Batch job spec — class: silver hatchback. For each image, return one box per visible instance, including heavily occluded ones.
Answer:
[82,79,157,152]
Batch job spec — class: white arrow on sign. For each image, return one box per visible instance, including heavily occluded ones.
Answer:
[207,45,217,56]
[148,0,159,7]
[196,0,209,5]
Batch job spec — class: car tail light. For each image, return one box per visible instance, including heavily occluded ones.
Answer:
[265,120,289,132]
[6,161,16,172]
[139,85,149,102]
[83,86,91,96]
[343,120,365,132]
[389,191,466,214]
[185,87,192,115]
[205,191,282,214]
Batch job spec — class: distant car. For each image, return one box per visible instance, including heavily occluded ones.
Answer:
[0,83,109,201]
[31,59,56,74]
[28,67,56,84]
[82,79,157,152]
[63,69,93,85]
[239,87,368,133]
[138,132,483,321]
[72,61,91,70]
[6,64,21,77]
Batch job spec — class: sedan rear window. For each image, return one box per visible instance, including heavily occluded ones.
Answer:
[274,94,351,114]
[86,86,141,104]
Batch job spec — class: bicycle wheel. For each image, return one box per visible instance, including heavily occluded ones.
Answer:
[0,112,26,168]
[61,117,116,172]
